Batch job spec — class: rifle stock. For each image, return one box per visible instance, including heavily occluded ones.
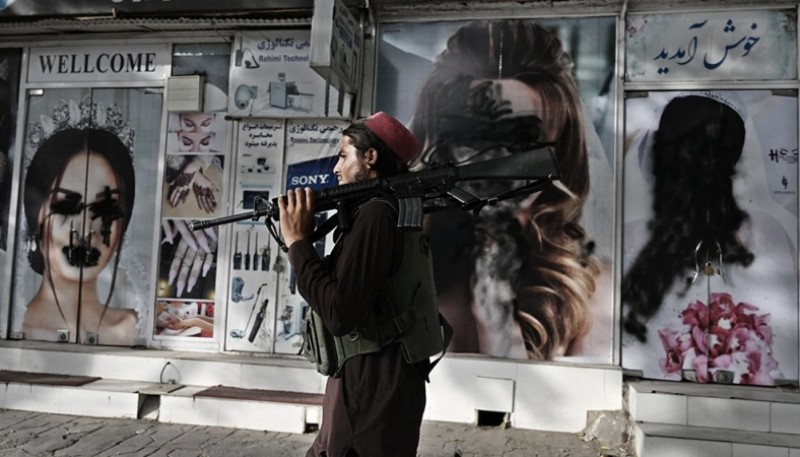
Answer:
[189,147,558,242]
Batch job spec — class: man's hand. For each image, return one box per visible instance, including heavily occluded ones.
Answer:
[278,187,315,248]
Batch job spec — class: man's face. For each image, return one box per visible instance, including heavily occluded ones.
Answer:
[333,135,373,185]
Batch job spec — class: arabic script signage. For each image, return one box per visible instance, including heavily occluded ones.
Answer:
[228,31,342,118]
[626,10,797,82]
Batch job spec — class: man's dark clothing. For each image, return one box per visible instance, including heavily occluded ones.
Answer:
[288,200,427,457]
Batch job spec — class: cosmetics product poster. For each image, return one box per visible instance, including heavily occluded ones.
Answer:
[163,111,228,216]
[158,152,223,334]
[155,299,215,338]
[166,112,228,153]
[228,31,348,118]
[622,90,798,385]
[273,118,345,355]
[157,218,218,303]
[156,111,228,341]
[162,154,226,220]
[224,119,286,352]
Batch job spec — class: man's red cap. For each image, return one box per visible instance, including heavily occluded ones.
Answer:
[363,111,420,163]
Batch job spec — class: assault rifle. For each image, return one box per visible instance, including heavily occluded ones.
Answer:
[189,146,560,251]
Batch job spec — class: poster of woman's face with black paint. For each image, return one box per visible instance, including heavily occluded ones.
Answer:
[11,88,162,346]
[622,90,798,386]
[375,18,616,363]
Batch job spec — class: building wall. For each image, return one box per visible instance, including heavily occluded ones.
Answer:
[0,0,797,432]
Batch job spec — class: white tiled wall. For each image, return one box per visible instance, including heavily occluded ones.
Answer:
[0,344,625,434]
[631,382,800,456]
[732,444,790,457]
[240,363,324,394]
[688,397,771,432]
[0,346,22,370]
[90,353,170,382]
[160,394,311,433]
[474,376,514,413]
[18,349,87,375]
[771,403,800,435]
[632,391,688,424]
[644,436,731,457]
[424,358,480,423]
[171,359,242,386]
[161,395,221,427]
[58,387,139,419]
[0,383,138,418]
[423,357,623,432]
[514,363,622,432]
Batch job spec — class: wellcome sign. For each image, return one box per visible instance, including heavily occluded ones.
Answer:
[28,44,170,83]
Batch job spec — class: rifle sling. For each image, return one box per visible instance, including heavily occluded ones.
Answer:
[311,214,339,243]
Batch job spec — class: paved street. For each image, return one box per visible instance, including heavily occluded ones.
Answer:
[0,408,619,457]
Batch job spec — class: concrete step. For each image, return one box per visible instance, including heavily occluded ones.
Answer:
[0,340,625,434]
[629,380,800,456]
[629,380,800,435]
[635,422,800,457]
[0,372,323,434]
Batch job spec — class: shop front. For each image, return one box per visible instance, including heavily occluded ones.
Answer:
[0,0,796,445]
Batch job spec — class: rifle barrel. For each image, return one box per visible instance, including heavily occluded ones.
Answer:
[455,146,557,181]
[188,147,556,231]
[188,207,270,230]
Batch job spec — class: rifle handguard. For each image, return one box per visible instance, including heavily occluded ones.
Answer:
[188,147,559,249]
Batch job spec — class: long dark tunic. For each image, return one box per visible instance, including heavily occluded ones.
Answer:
[288,200,427,457]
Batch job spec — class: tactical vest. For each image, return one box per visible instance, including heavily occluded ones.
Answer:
[302,202,451,378]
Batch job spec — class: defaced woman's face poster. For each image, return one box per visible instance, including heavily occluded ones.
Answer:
[11,87,162,346]
[622,90,798,386]
[375,18,617,363]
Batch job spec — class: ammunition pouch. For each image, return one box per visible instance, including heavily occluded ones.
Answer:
[301,293,452,378]
[302,308,382,378]
[301,202,452,378]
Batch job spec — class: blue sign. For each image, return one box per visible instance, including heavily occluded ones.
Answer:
[285,156,337,191]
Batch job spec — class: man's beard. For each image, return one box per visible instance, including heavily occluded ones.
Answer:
[353,167,369,183]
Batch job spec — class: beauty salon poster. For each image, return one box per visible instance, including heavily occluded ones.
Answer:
[622,90,798,386]
[375,18,616,363]
[11,87,162,346]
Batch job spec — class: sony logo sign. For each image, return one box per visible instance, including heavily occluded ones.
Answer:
[290,174,332,186]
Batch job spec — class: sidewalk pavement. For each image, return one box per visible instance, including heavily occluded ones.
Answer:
[0,408,621,457]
